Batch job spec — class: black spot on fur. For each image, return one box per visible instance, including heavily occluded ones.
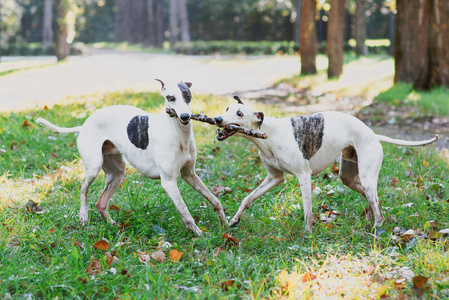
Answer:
[178,82,192,103]
[291,114,325,160]
[127,115,149,150]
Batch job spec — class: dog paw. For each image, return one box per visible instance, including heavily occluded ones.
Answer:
[79,213,88,225]
[229,218,240,227]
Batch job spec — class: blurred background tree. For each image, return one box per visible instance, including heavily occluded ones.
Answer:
[0,0,447,89]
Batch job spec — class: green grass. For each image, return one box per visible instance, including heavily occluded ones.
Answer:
[1,91,448,299]
[376,82,449,116]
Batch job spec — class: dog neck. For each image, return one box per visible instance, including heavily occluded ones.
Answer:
[238,116,279,157]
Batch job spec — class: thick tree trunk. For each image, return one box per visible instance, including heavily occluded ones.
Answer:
[354,0,367,56]
[394,0,428,84]
[169,0,178,46]
[147,0,164,48]
[55,0,69,61]
[294,0,302,44]
[42,0,53,49]
[327,0,346,78]
[300,0,317,75]
[414,0,449,89]
[179,0,190,42]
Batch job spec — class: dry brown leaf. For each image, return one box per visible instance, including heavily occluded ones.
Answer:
[211,184,225,195]
[151,249,166,263]
[221,279,241,292]
[390,177,399,186]
[223,233,239,246]
[137,251,151,264]
[71,237,84,249]
[109,204,121,211]
[169,249,184,262]
[84,257,102,276]
[94,240,110,251]
[301,272,317,283]
[22,120,31,128]
[423,160,429,167]
[412,275,428,289]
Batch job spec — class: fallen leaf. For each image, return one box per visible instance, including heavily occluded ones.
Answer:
[151,249,166,263]
[214,247,226,257]
[423,160,429,167]
[405,168,414,178]
[222,233,239,246]
[169,249,184,262]
[301,272,317,282]
[390,177,399,186]
[94,240,110,251]
[109,204,121,211]
[428,229,442,240]
[22,120,31,128]
[220,279,240,292]
[137,251,151,264]
[84,257,102,276]
[412,275,428,289]
[211,184,225,195]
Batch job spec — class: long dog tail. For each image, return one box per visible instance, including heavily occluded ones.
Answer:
[377,134,438,146]
[36,117,82,134]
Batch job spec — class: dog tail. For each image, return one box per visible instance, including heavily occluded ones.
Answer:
[36,117,82,134]
[377,134,438,146]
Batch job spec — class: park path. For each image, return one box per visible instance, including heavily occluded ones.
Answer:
[0,50,300,112]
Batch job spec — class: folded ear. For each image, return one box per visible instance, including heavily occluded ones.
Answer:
[155,79,165,89]
[184,82,192,88]
[255,111,264,128]
[233,95,244,104]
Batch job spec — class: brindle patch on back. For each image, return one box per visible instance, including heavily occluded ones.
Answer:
[291,114,325,160]
[127,115,149,150]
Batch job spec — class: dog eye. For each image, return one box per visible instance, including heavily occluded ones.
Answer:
[226,107,229,112]
[166,96,175,102]
[237,110,244,117]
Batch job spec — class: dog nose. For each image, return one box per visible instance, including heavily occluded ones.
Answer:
[180,113,190,122]
[214,116,223,125]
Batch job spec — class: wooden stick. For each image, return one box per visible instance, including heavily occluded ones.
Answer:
[165,109,268,139]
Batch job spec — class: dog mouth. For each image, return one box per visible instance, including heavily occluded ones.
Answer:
[180,119,190,125]
[216,124,238,141]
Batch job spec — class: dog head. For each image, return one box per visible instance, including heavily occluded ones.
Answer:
[156,79,193,125]
[214,96,264,141]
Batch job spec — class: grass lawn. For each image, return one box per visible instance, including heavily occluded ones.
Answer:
[1,91,448,299]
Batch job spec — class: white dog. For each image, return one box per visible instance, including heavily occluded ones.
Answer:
[36,80,227,236]
[214,97,438,230]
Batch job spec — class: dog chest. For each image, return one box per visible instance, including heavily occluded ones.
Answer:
[290,114,325,160]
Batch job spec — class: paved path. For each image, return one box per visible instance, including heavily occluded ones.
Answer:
[0,50,300,111]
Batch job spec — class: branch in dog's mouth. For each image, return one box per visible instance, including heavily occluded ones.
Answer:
[166,110,267,140]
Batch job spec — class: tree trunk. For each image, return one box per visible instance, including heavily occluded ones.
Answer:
[354,0,367,56]
[169,0,178,46]
[179,0,190,42]
[147,0,164,48]
[294,0,302,44]
[414,0,449,89]
[42,0,53,49]
[55,0,69,61]
[327,0,346,78]
[394,0,428,84]
[300,0,317,75]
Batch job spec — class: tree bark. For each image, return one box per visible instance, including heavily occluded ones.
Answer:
[414,0,449,89]
[300,0,317,75]
[55,0,70,61]
[147,0,164,48]
[394,0,429,84]
[294,0,302,44]
[42,0,53,49]
[179,0,190,42]
[354,0,367,56]
[327,0,346,78]
[169,0,178,46]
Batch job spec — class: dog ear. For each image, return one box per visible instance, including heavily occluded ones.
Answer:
[184,82,192,88]
[233,95,244,104]
[255,111,264,128]
[155,79,165,90]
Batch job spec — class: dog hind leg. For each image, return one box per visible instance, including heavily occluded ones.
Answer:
[95,153,126,224]
[296,172,314,231]
[356,143,385,227]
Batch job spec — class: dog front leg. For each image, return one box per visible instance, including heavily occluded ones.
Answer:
[181,169,228,227]
[160,177,203,236]
[230,171,285,227]
[297,172,313,232]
